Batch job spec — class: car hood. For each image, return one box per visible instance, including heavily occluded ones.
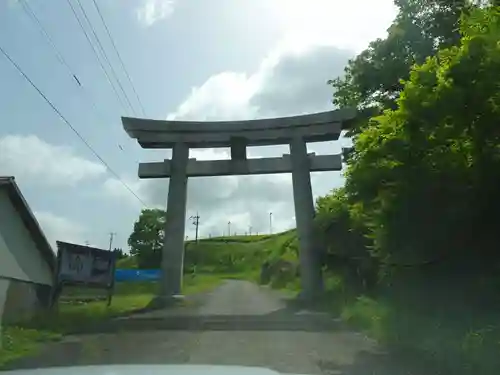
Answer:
[0,365,309,375]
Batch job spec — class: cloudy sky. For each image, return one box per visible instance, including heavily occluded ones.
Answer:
[0,0,397,251]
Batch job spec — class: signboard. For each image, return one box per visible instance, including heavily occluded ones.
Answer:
[52,241,117,306]
[57,241,115,286]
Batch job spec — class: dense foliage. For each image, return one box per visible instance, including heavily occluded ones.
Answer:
[329,0,477,134]
[317,7,500,371]
[320,1,500,289]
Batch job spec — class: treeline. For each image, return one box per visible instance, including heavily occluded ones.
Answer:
[317,3,500,301]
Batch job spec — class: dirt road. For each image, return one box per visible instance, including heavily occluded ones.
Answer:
[5,280,434,374]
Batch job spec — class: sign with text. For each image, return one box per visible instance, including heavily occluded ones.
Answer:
[56,241,116,287]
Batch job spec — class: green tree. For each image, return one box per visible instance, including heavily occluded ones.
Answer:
[128,209,166,269]
[316,188,368,258]
[329,0,474,134]
[344,6,500,263]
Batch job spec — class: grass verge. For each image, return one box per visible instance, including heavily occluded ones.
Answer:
[0,273,225,367]
[299,273,500,375]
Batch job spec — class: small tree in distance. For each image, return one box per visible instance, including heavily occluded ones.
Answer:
[128,208,166,269]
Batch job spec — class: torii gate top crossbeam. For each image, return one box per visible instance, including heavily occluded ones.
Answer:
[122,108,356,149]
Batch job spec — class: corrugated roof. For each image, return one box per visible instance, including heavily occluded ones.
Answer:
[0,176,56,272]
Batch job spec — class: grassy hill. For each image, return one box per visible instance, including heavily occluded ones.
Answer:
[183,229,299,288]
[117,229,301,288]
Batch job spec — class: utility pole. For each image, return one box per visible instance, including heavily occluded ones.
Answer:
[108,232,117,251]
[189,212,200,243]
[249,226,252,236]
[228,221,231,237]
[269,212,273,234]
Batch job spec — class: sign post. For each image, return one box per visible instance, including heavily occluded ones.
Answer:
[51,241,117,307]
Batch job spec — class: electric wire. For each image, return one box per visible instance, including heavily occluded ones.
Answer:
[18,0,114,124]
[91,0,147,117]
[19,0,81,86]
[0,44,148,207]
[75,0,137,115]
[65,0,128,113]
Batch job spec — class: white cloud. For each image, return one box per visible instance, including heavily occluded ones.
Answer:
[269,0,397,53]
[0,134,106,186]
[35,211,88,249]
[109,42,355,238]
[136,0,175,26]
[102,176,151,208]
[167,44,352,122]
[167,72,260,121]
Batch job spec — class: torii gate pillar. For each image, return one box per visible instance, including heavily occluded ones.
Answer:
[161,142,189,298]
[290,137,323,299]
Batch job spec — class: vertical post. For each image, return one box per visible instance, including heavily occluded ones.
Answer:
[162,142,189,299]
[195,212,199,244]
[107,250,117,307]
[290,136,323,300]
[108,232,116,251]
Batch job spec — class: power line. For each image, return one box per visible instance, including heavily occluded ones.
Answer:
[0,44,148,207]
[74,0,136,115]
[18,0,104,116]
[19,0,81,86]
[19,0,122,148]
[91,0,147,117]
[65,0,128,113]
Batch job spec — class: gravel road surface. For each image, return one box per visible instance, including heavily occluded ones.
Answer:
[5,280,436,375]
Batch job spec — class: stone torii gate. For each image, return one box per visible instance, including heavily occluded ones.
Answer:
[122,108,356,302]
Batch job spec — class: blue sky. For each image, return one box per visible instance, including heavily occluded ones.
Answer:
[0,0,397,251]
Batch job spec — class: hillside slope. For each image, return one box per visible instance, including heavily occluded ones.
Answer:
[117,229,301,287]
[183,230,299,288]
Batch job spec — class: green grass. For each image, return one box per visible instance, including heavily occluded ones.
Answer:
[184,230,295,281]
[115,256,138,269]
[305,272,500,375]
[337,294,500,374]
[0,327,61,367]
[0,273,225,367]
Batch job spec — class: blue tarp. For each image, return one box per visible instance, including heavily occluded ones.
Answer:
[115,269,161,282]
